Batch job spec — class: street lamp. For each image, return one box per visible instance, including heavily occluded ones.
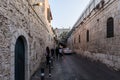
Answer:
[33,2,43,6]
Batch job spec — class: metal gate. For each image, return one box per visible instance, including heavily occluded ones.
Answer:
[15,37,25,80]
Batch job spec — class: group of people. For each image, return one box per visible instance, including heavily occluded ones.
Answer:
[45,46,64,66]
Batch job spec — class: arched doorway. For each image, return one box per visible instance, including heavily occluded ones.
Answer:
[15,36,25,80]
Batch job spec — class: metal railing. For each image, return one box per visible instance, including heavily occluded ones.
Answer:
[74,0,111,28]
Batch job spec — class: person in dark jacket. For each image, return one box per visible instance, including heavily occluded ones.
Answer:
[46,46,50,65]
[55,47,59,59]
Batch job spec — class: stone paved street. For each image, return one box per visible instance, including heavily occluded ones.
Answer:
[31,54,120,80]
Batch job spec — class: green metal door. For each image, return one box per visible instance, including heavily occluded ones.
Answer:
[15,37,25,80]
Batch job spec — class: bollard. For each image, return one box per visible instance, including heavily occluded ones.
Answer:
[50,57,53,69]
[41,68,45,80]
[49,59,52,77]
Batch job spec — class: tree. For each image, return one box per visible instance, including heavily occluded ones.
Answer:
[59,31,68,42]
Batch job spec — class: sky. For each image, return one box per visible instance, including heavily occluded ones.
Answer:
[49,0,91,29]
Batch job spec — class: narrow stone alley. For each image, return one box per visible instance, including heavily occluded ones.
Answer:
[1,0,120,80]
[31,54,120,80]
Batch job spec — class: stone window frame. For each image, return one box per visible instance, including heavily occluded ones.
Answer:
[106,17,114,38]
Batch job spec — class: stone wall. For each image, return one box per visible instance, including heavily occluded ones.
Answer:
[0,0,54,80]
[68,0,120,70]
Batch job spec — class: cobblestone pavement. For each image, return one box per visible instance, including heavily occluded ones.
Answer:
[31,54,120,80]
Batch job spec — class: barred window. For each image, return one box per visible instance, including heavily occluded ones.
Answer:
[107,17,114,38]
[87,30,89,42]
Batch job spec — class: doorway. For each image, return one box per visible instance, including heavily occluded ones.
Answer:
[15,36,25,80]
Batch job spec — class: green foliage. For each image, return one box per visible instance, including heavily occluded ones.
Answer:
[59,31,68,41]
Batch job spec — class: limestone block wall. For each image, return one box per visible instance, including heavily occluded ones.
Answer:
[68,0,120,70]
[0,0,54,80]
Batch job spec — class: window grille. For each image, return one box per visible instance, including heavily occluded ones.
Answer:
[107,17,114,38]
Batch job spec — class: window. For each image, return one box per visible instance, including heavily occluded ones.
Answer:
[107,17,114,38]
[79,35,80,43]
[87,30,89,42]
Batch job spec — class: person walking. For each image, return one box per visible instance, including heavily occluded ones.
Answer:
[59,47,64,58]
[46,46,50,66]
[55,47,59,59]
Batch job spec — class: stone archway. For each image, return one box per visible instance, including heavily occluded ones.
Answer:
[15,36,25,80]
[10,29,30,80]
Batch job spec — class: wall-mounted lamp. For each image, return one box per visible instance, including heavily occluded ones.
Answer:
[33,2,43,6]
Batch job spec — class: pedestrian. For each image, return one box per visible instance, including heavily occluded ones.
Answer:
[59,47,64,58]
[55,47,59,59]
[46,46,50,66]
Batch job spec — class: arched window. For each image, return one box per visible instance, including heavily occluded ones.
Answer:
[107,17,114,38]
